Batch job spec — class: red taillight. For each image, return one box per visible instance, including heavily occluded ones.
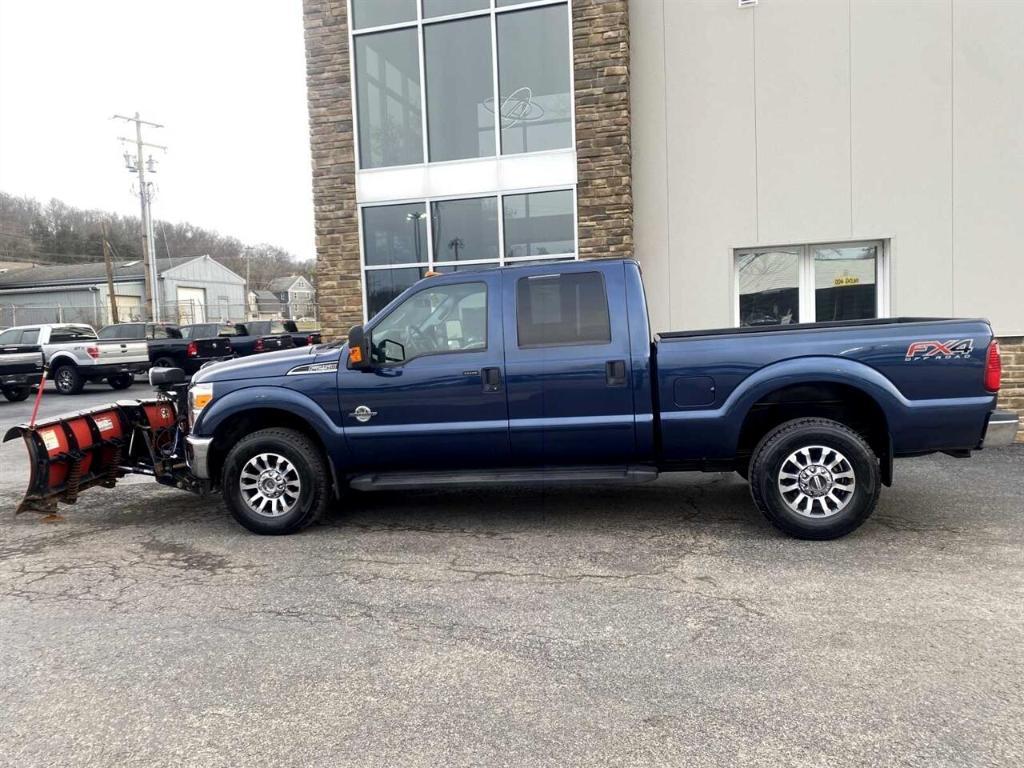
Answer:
[86,345,99,359]
[186,341,198,357]
[985,341,1002,392]
[254,338,265,352]
[307,334,316,345]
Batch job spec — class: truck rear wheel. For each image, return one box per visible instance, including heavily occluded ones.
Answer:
[2,385,32,402]
[749,418,880,540]
[221,428,331,535]
[52,364,85,395]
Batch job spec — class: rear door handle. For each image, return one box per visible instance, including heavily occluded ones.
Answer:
[481,366,502,393]
[606,359,627,387]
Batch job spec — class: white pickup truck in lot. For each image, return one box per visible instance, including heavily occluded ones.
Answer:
[0,323,150,395]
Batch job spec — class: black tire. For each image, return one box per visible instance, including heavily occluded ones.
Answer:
[153,357,176,369]
[107,373,134,390]
[2,385,32,402]
[749,417,880,540]
[52,364,85,395]
[221,428,332,535]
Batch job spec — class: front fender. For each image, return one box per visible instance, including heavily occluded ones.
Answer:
[192,385,349,468]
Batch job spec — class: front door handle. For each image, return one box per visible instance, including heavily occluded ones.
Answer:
[481,366,502,393]
[606,360,627,387]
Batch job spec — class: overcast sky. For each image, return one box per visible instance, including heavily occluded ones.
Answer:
[0,0,315,260]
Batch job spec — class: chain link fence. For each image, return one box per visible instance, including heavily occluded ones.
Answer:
[1,302,320,330]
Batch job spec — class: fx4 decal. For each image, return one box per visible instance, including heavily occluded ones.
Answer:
[905,339,974,361]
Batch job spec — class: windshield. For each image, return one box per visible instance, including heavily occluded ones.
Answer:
[370,281,487,364]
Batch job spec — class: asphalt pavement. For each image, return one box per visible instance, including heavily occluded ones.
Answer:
[0,381,1021,767]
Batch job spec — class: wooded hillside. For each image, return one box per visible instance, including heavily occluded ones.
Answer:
[0,192,315,290]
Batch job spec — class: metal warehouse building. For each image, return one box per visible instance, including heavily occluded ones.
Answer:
[0,254,246,328]
[302,0,1023,431]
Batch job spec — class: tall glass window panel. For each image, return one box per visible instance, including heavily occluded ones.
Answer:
[424,18,495,162]
[354,30,423,168]
[814,245,878,322]
[503,190,575,258]
[737,250,801,326]
[366,268,426,320]
[351,0,417,30]
[363,203,428,266]
[497,5,572,154]
[423,0,489,18]
[431,197,499,263]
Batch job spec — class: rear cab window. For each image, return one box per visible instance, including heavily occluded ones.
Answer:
[516,271,612,348]
[50,326,98,343]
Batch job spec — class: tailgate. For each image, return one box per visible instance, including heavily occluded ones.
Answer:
[0,346,44,375]
[96,339,149,364]
[259,334,294,352]
[193,337,232,358]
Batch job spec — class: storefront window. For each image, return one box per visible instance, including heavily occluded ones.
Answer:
[496,5,573,154]
[502,190,575,259]
[735,242,885,326]
[431,197,499,263]
[354,29,423,169]
[351,1,572,168]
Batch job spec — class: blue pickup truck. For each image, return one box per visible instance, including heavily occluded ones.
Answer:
[10,259,1015,538]
[167,259,1016,539]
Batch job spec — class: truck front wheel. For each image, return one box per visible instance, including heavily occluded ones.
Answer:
[749,418,880,540]
[221,428,331,535]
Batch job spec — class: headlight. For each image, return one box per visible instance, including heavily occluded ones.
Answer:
[188,383,214,424]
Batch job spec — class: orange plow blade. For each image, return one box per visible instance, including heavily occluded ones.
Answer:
[4,397,198,516]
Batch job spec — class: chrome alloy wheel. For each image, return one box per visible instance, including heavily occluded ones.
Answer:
[56,368,75,391]
[239,453,302,518]
[777,445,856,518]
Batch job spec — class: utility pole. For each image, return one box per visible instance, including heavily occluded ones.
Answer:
[114,112,166,322]
[101,220,119,325]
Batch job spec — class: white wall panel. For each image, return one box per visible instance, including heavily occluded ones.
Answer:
[851,0,953,318]
[755,0,851,246]
[952,0,1024,336]
[661,0,758,331]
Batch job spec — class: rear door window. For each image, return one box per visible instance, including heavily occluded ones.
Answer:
[516,271,611,348]
[21,329,39,344]
[50,326,98,343]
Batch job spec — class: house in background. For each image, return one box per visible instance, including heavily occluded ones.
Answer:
[249,289,284,319]
[0,254,246,327]
[265,275,316,318]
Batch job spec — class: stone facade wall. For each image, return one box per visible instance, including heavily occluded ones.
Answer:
[572,0,633,261]
[303,0,361,340]
[996,336,1024,443]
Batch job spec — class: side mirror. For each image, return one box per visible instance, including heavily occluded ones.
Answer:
[346,324,372,371]
[149,366,186,388]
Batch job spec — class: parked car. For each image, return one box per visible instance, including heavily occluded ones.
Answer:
[10,259,1016,538]
[98,322,233,376]
[0,327,44,401]
[2,323,149,394]
[260,319,322,347]
[181,322,294,357]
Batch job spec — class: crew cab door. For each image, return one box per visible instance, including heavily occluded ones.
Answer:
[337,273,509,471]
[502,263,636,465]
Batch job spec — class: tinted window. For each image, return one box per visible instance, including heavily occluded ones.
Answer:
[21,329,39,344]
[366,267,426,319]
[354,28,423,168]
[430,197,499,263]
[351,0,416,29]
[0,329,20,344]
[97,325,120,339]
[497,5,572,154]
[150,325,171,339]
[516,272,611,347]
[424,17,494,161]
[502,190,575,258]
[363,203,428,266]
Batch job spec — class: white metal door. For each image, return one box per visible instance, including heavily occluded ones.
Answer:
[176,287,207,324]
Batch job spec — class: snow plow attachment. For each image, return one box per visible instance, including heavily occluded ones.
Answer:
[4,397,194,516]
